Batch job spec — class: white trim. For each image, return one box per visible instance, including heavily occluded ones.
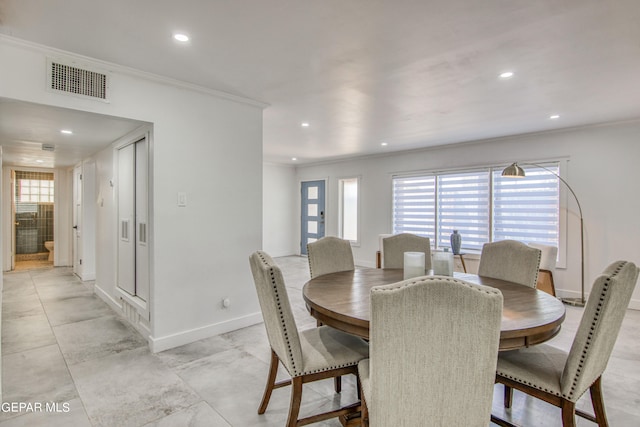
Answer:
[0,35,268,109]
[148,312,264,353]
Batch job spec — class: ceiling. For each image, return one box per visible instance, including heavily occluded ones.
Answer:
[1,0,639,167]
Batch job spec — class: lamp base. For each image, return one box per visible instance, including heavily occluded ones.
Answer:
[561,297,586,307]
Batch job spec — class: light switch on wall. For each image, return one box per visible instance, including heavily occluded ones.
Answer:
[177,192,187,207]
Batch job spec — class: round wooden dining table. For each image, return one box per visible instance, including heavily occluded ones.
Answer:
[303,268,566,351]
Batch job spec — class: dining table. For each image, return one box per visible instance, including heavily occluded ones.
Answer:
[303,268,566,351]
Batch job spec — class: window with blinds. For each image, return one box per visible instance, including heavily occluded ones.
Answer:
[437,171,490,250]
[392,163,560,252]
[392,175,435,238]
[493,165,559,246]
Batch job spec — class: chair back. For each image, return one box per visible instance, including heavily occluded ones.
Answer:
[528,243,558,271]
[249,251,304,376]
[368,276,503,426]
[478,240,541,288]
[307,236,354,278]
[561,260,639,400]
[382,233,432,270]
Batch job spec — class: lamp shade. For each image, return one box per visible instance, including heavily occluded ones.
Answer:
[502,163,526,178]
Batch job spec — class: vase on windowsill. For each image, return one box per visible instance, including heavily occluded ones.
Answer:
[450,230,462,255]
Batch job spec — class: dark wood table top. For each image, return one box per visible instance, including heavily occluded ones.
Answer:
[302,268,566,351]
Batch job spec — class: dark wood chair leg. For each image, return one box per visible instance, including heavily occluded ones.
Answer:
[504,384,513,408]
[590,377,609,427]
[286,376,303,427]
[561,399,577,427]
[258,350,279,414]
[334,376,342,393]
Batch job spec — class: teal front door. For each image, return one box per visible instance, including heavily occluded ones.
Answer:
[301,180,325,255]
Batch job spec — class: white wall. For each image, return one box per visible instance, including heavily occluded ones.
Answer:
[263,163,297,256]
[0,36,265,351]
[289,120,640,308]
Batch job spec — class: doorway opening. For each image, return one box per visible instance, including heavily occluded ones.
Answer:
[13,170,55,271]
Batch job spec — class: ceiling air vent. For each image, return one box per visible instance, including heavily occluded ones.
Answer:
[48,60,109,101]
[42,144,55,152]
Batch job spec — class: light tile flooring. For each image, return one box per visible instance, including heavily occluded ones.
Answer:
[1,257,639,426]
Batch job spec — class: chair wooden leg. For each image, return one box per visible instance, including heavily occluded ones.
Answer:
[504,384,513,408]
[286,376,303,427]
[360,386,369,427]
[334,376,342,393]
[590,377,609,427]
[561,399,576,427]
[258,350,279,414]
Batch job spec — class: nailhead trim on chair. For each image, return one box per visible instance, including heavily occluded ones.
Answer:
[532,250,542,288]
[258,251,361,377]
[257,251,299,376]
[496,261,628,400]
[373,276,502,296]
[565,260,625,400]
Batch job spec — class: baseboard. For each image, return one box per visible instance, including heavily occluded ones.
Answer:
[79,271,96,281]
[148,312,264,353]
[94,283,123,311]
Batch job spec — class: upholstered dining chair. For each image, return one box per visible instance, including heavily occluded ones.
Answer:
[495,260,639,427]
[529,242,558,296]
[478,240,541,288]
[307,236,355,278]
[381,233,432,271]
[358,276,503,426]
[249,251,369,427]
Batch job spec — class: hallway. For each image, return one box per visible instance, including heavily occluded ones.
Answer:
[1,259,639,426]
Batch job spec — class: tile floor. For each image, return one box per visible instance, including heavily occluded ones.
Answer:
[1,257,639,426]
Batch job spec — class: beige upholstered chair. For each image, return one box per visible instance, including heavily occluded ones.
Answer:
[478,240,541,288]
[529,243,558,296]
[496,260,639,427]
[358,276,503,426]
[307,236,354,278]
[381,233,432,271]
[249,251,369,427]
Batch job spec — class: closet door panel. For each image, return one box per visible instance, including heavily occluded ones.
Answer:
[117,144,136,295]
[135,138,149,302]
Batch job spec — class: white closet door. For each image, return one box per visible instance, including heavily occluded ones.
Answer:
[117,143,136,295]
[135,138,149,302]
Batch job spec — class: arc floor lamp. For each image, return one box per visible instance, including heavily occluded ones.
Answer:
[502,162,585,307]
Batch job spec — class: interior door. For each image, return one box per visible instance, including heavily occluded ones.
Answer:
[117,143,136,295]
[72,165,82,275]
[300,180,325,255]
[10,170,15,270]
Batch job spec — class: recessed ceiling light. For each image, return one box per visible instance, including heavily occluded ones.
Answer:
[301,122,310,127]
[173,33,190,42]
[60,129,73,134]
[36,160,44,163]
[549,114,560,119]
[292,157,298,161]
[499,71,514,79]
[381,142,388,146]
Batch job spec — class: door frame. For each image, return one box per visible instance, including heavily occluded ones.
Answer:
[299,178,328,255]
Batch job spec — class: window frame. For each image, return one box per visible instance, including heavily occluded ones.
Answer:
[338,176,361,246]
[391,160,569,266]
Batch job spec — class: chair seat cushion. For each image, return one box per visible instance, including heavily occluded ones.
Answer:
[298,326,369,375]
[496,344,568,398]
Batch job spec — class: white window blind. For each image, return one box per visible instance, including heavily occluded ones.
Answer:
[437,171,490,251]
[392,162,561,252]
[392,175,435,238]
[492,165,559,246]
